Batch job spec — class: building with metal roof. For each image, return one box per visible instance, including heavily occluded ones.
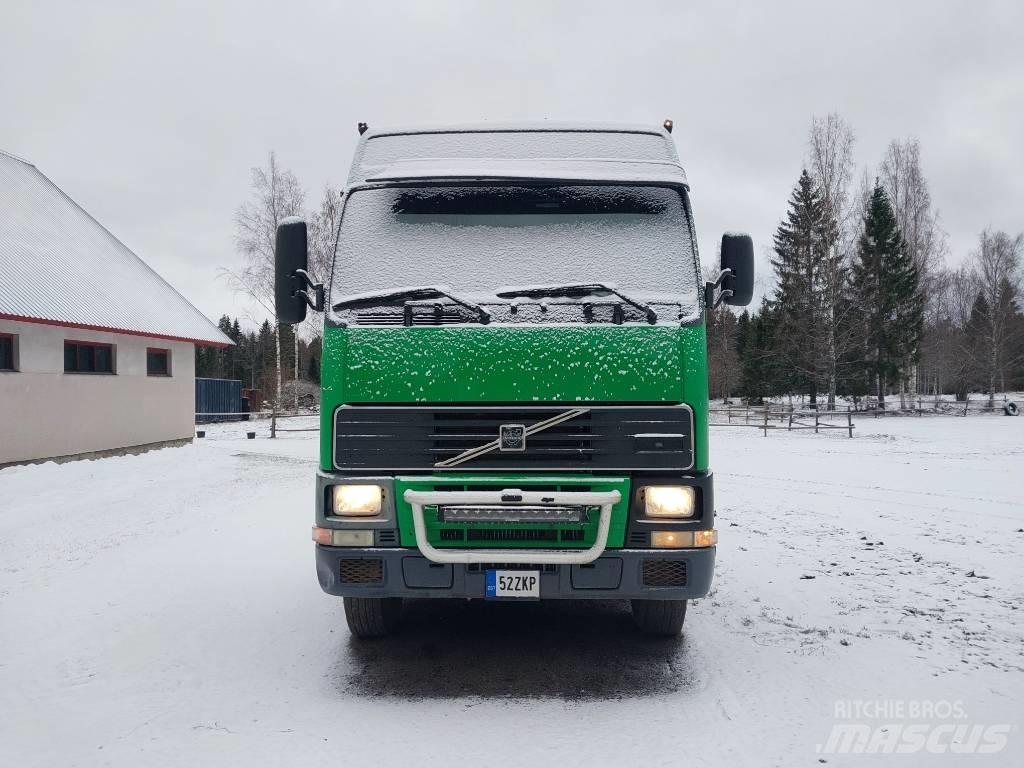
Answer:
[0,150,230,345]
[0,149,231,465]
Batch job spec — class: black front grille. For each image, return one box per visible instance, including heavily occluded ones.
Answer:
[642,560,687,587]
[466,529,558,542]
[375,530,398,546]
[467,563,558,573]
[340,558,384,584]
[628,531,649,547]
[334,406,692,471]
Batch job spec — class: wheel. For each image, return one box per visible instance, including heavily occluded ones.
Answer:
[631,599,687,636]
[343,597,403,638]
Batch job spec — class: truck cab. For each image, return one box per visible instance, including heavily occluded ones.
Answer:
[276,122,753,636]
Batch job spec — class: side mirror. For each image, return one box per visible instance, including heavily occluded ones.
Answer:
[274,217,322,324]
[719,232,754,307]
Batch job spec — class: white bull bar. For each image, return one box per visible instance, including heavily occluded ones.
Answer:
[402,488,622,565]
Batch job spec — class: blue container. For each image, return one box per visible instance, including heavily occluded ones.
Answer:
[195,378,243,423]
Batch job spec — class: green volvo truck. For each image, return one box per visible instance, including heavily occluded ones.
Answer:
[274,122,753,637]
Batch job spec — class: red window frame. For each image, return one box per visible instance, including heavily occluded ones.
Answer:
[64,339,116,374]
[146,347,171,377]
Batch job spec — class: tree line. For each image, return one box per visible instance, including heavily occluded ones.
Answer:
[196,152,339,406]
[708,114,1024,408]
[195,314,321,408]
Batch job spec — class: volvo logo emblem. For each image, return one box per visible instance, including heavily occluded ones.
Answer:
[499,424,526,452]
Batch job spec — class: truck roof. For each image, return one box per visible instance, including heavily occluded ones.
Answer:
[347,122,687,188]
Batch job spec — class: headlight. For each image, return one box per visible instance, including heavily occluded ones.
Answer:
[332,484,383,516]
[643,486,696,518]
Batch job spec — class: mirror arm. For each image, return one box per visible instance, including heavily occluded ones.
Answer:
[705,268,734,310]
[708,267,733,292]
[296,287,324,312]
[293,269,324,312]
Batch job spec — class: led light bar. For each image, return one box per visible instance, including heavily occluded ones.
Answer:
[439,504,587,523]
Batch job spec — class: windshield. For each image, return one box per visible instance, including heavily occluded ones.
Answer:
[330,184,700,323]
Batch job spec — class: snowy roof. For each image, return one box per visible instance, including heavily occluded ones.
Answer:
[363,158,689,187]
[0,150,231,347]
[348,122,685,186]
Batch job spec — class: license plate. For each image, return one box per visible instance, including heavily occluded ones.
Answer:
[485,569,540,599]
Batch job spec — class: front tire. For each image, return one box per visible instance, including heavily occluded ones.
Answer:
[631,599,687,636]
[343,597,403,638]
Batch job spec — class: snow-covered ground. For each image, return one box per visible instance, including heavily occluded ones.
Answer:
[1,416,1021,766]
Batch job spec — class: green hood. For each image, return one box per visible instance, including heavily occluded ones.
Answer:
[319,324,709,471]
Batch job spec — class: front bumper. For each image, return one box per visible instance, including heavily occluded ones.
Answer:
[315,545,714,600]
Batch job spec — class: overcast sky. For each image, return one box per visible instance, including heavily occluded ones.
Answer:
[3,1,1022,326]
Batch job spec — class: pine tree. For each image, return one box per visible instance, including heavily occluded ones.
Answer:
[738,300,784,403]
[257,320,277,398]
[194,345,212,377]
[849,183,923,407]
[770,170,835,404]
[217,315,235,379]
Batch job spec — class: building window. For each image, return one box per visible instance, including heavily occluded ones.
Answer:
[64,341,115,374]
[0,333,17,371]
[147,348,171,376]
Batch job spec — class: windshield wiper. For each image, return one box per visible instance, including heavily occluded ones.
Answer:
[495,283,658,324]
[332,286,491,324]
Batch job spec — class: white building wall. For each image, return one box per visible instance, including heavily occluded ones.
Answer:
[0,319,195,464]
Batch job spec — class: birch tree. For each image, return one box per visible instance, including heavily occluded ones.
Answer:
[807,114,856,407]
[303,184,343,340]
[970,230,1023,405]
[880,138,947,402]
[229,152,305,407]
[946,265,980,400]
[880,139,946,282]
[307,184,343,285]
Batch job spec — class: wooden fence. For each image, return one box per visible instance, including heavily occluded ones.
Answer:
[855,395,1012,417]
[708,404,854,437]
[269,409,319,438]
[193,408,320,439]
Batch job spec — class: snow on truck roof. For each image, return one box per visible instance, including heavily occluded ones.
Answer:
[364,158,689,187]
[348,122,687,187]
[0,150,231,347]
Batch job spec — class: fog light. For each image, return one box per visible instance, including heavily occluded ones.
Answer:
[312,527,375,547]
[694,529,718,548]
[333,484,382,516]
[643,486,696,518]
[651,530,694,548]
